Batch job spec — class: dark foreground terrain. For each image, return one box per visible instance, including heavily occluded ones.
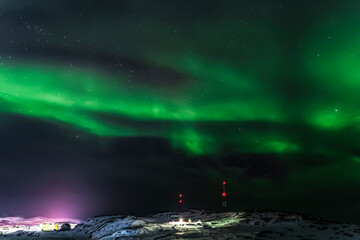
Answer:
[1,210,360,239]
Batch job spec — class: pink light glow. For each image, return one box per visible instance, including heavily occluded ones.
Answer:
[29,187,94,220]
[1,174,101,221]
[45,198,81,219]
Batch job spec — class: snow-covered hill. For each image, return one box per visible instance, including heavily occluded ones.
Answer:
[1,210,360,239]
[71,210,360,239]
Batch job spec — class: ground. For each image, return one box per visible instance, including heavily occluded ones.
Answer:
[1,210,360,239]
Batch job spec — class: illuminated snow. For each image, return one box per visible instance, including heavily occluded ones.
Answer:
[0,216,80,235]
[1,211,360,239]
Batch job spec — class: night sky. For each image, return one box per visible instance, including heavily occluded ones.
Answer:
[1,0,360,223]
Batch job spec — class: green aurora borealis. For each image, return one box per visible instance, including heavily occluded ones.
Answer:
[0,60,287,155]
[1,0,360,223]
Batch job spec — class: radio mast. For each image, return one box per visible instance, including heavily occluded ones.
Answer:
[222,181,227,208]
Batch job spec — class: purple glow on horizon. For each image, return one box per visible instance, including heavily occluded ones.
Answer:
[44,195,83,219]
[0,174,101,220]
[23,176,99,220]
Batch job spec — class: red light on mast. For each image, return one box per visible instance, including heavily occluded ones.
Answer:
[178,193,183,211]
[222,180,227,207]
